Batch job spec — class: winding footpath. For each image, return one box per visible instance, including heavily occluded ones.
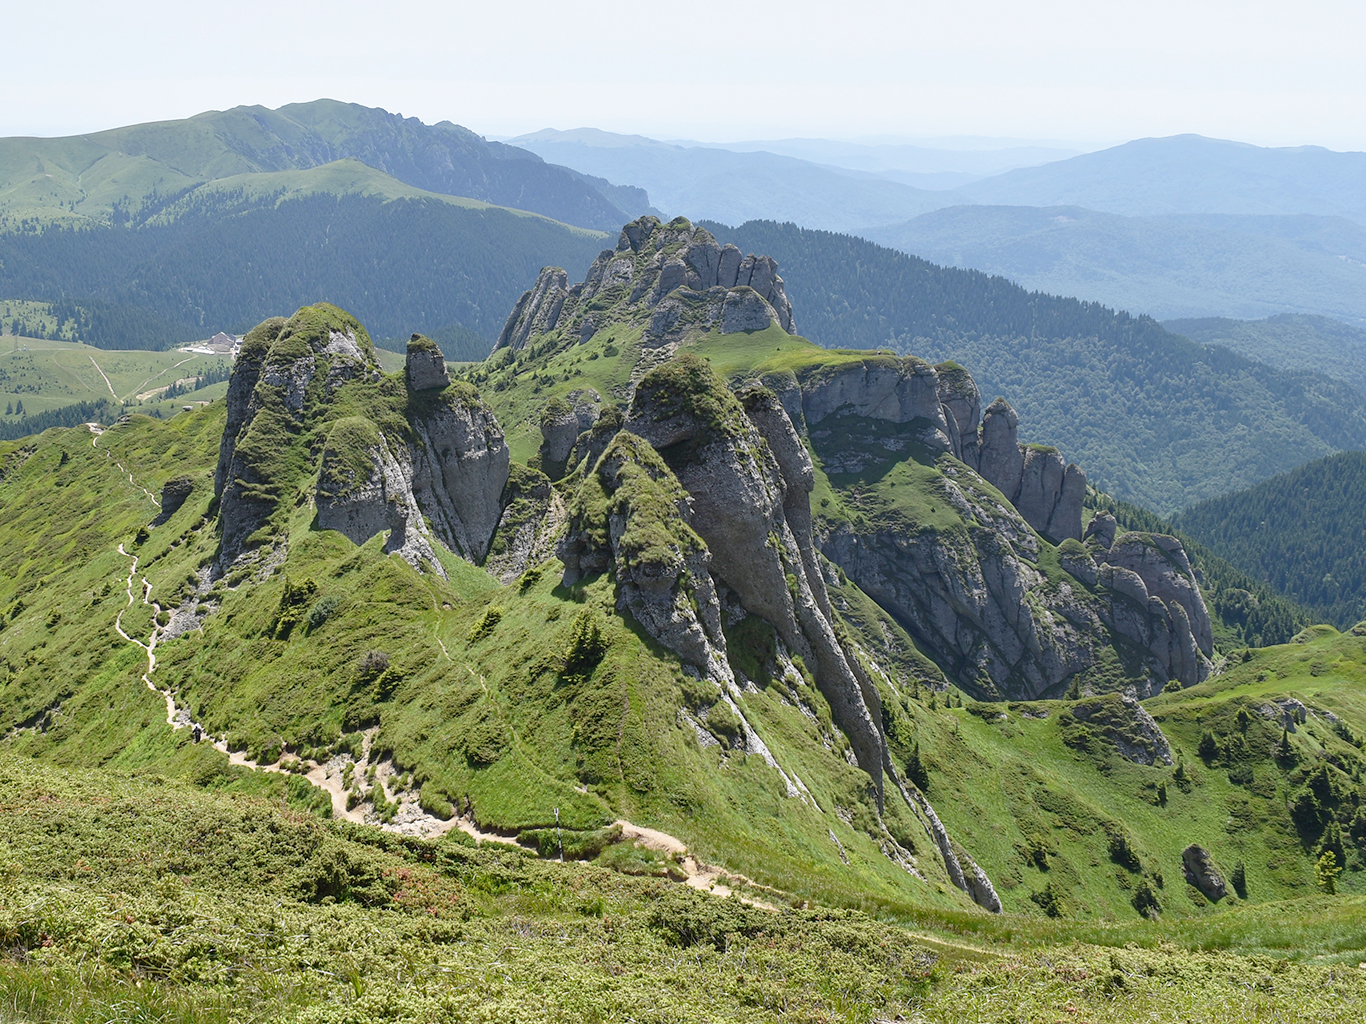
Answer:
[91,426,809,909]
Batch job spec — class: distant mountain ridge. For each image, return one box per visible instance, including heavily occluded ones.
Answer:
[506,128,953,232]
[864,205,1366,323]
[954,135,1366,223]
[0,99,648,232]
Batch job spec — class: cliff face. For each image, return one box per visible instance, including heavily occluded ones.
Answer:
[214,315,510,575]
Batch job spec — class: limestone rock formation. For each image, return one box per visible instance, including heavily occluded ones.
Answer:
[620,355,885,803]
[1085,529,1215,689]
[408,384,511,563]
[314,417,445,577]
[153,475,195,526]
[215,303,513,576]
[214,305,379,570]
[486,464,564,584]
[800,355,953,453]
[538,389,602,480]
[1181,844,1228,901]
[404,334,449,391]
[559,432,732,684]
[493,216,796,355]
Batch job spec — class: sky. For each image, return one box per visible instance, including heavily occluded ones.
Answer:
[2,0,1364,151]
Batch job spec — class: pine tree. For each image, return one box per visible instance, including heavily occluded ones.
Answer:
[906,742,929,791]
[1316,850,1342,894]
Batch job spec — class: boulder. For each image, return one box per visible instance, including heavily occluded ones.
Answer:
[721,287,777,333]
[404,334,449,391]
[153,475,196,526]
[1181,844,1228,901]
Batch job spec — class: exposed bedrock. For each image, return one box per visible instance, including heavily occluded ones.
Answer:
[493,216,797,353]
[215,305,379,570]
[558,432,732,684]
[408,385,511,563]
[314,417,445,577]
[622,355,885,803]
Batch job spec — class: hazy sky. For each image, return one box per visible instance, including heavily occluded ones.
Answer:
[3,0,1363,150]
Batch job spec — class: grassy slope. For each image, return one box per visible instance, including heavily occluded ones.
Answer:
[6,307,1366,1018]
[6,756,1366,1024]
[0,334,230,419]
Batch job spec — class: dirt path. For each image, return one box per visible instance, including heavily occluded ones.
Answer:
[88,355,117,398]
[93,427,793,910]
[129,354,201,401]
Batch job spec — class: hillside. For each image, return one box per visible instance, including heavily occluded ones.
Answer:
[864,206,1366,323]
[1173,452,1366,628]
[0,99,645,232]
[507,128,953,232]
[1,215,1357,912]
[0,177,606,352]
[8,757,1366,1023]
[956,135,1366,223]
[1167,314,1366,393]
[701,220,1366,513]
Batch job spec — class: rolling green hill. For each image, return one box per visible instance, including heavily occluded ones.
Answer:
[1167,314,1366,393]
[703,220,1366,514]
[1173,451,1366,628]
[0,99,644,233]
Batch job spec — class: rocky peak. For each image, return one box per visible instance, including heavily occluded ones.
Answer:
[405,334,450,391]
[494,216,796,355]
[214,304,511,576]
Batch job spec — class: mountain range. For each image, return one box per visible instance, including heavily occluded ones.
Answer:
[0,99,646,232]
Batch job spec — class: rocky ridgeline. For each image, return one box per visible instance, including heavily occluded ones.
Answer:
[214,310,534,579]
[496,216,796,354]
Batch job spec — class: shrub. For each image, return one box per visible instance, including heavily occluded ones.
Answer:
[467,604,503,644]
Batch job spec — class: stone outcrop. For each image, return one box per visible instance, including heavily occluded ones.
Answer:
[559,432,732,685]
[1067,694,1173,765]
[1181,844,1228,901]
[486,465,564,584]
[314,417,445,577]
[408,385,510,563]
[1086,530,1215,689]
[617,355,886,804]
[215,303,513,576]
[153,475,195,526]
[215,306,379,569]
[799,355,954,453]
[538,389,602,480]
[404,334,449,391]
[493,216,796,355]
[968,398,1085,543]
